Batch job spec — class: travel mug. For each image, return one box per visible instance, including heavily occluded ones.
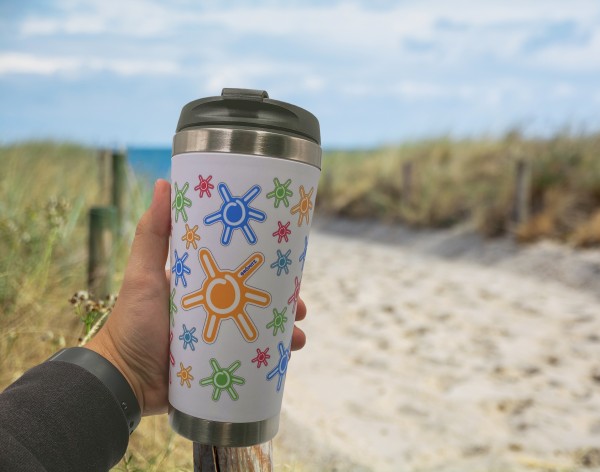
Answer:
[168,88,321,446]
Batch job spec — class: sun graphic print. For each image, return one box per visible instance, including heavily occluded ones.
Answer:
[176,362,194,388]
[200,358,245,401]
[171,250,191,287]
[194,174,214,198]
[251,347,270,368]
[181,248,271,343]
[266,177,293,208]
[172,182,192,223]
[288,276,301,314]
[299,236,309,270]
[266,342,291,392]
[270,249,292,276]
[169,288,177,326]
[181,223,201,250]
[179,324,198,351]
[204,183,266,246]
[272,221,292,243]
[266,307,288,336]
[290,185,314,226]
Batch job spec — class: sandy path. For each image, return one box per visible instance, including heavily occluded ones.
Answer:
[276,220,600,472]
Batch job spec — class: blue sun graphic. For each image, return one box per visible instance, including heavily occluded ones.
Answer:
[299,236,309,269]
[179,324,198,351]
[171,250,191,287]
[204,183,266,245]
[266,342,291,392]
[270,249,292,276]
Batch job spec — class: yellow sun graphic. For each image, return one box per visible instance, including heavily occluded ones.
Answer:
[290,185,314,226]
[176,362,194,388]
[181,223,201,250]
[181,248,271,343]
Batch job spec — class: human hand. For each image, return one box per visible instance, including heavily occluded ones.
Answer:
[87,179,307,416]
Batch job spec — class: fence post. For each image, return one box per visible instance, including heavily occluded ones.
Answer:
[512,159,531,226]
[98,149,112,205]
[112,150,127,235]
[194,442,273,471]
[401,161,413,207]
[88,206,116,299]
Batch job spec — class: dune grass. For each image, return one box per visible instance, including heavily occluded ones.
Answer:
[0,142,99,380]
[1,134,599,471]
[318,130,600,245]
[0,141,191,471]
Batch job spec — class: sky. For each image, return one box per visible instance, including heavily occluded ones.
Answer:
[1,0,599,148]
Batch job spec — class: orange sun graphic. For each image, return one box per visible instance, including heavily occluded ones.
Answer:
[181,248,271,343]
[176,362,194,388]
[290,185,314,226]
[181,223,201,250]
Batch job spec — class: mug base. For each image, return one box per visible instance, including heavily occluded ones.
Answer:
[169,406,280,447]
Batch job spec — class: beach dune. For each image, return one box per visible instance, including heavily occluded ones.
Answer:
[275,219,600,472]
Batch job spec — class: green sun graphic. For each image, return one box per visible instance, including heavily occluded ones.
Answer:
[169,288,177,326]
[266,307,288,336]
[172,182,192,222]
[266,178,293,208]
[200,358,245,401]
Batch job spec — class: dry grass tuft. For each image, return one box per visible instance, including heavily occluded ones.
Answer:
[570,210,600,247]
[3,134,600,470]
[0,141,158,470]
[318,131,600,246]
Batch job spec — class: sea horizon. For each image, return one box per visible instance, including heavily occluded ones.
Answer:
[127,146,171,182]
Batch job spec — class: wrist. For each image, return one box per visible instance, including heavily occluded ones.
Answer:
[87,333,145,414]
[47,346,142,435]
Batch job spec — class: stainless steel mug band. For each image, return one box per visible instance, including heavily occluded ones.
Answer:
[173,127,322,169]
[47,347,141,435]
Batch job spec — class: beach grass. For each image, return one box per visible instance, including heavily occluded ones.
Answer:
[318,130,600,245]
[1,142,100,382]
[1,135,600,471]
[0,141,185,470]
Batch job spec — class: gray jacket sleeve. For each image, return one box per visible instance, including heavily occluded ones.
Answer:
[0,361,130,472]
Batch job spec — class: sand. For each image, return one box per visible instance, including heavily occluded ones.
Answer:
[274,219,600,472]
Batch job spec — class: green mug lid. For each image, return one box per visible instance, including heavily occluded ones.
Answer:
[176,88,321,145]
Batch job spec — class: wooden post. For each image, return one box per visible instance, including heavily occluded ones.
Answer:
[88,206,116,299]
[401,161,413,206]
[513,159,531,225]
[112,150,127,235]
[193,443,273,472]
[98,149,112,205]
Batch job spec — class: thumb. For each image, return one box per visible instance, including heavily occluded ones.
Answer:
[127,179,171,274]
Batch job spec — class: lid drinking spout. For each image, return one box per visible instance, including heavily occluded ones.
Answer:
[221,88,269,101]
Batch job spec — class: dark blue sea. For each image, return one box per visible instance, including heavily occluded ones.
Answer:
[127,147,171,182]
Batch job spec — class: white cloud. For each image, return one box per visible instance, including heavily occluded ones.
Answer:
[0,52,179,76]
[393,82,450,99]
[0,53,78,75]
[553,83,576,98]
[4,0,600,146]
[88,58,179,76]
[21,16,106,36]
[191,1,600,66]
[20,0,186,37]
[302,75,326,92]
[337,79,540,108]
[194,58,328,98]
[17,0,600,74]
[533,31,600,71]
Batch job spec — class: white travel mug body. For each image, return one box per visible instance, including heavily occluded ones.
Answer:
[168,89,322,446]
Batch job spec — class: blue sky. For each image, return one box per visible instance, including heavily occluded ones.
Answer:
[1,0,599,148]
